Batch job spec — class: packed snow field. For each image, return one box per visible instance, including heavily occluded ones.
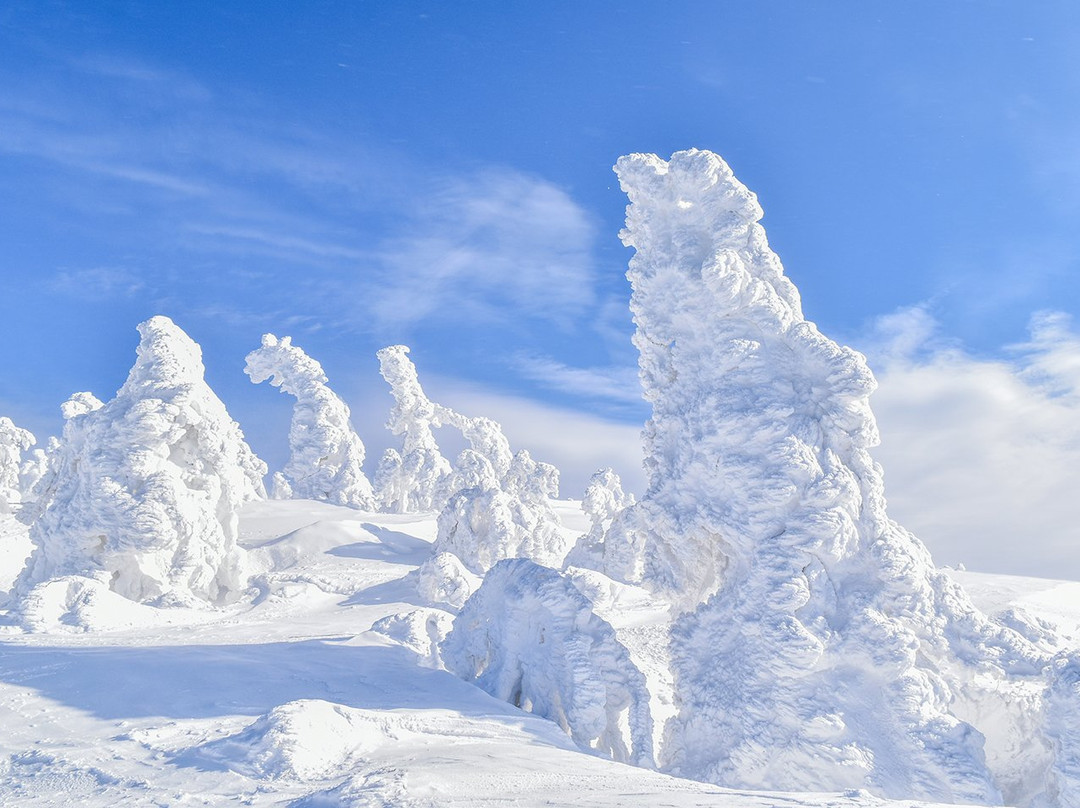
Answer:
[1,150,1078,807]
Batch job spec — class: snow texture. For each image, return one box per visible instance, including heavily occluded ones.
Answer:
[245,334,375,510]
[17,316,267,606]
[1040,652,1080,807]
[415,551,480,611]
[376,345,567,572]
[0,416,35,514]
[443,557,654,767]
[615,149,1055,805]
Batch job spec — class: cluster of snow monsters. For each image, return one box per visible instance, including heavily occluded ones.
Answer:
[438,150,1080,807]
[2,148,1079,807]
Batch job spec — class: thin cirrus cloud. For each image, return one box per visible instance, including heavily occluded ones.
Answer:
[863,305,1080,580]
[0,53,604,342]
[367,170,599,331]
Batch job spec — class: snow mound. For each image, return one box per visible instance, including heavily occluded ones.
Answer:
[194,700,392,781]
[17,316,267,606]
[443,558,654,767]
[370,607,454,667]
[245,334,375,510]
[415,551,479,610]
[14,574,212,633]
[614,149,1054,804]
[0,416,35,513]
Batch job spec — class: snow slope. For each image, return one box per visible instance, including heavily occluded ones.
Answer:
[0,498,995,807]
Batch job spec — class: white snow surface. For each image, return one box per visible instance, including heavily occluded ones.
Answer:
[16,316,267,606]
[612,149,1062,805]
[245,334,375,509]
[0,497,993,807]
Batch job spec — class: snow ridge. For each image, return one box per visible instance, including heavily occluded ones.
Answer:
[245,334,375,510]
[614,149,1052,804]
[18,316,266,605]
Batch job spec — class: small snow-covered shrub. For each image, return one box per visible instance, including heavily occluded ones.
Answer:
[443,558,654,767]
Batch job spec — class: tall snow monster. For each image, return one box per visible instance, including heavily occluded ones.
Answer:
[612,149,1058,806]
[18,316,267,605]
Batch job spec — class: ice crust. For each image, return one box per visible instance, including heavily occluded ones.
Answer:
[245,334,375,510]
[17,316,267,605]
[443,557,654,767]
[610,149,1061,805]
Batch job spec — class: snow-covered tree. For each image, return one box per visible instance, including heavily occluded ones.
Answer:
[564,468,634,572]
[374,345,452,512]
[1041,652,1080,807]
[0,417,35,514]
[245,334,374,509]
[443,558,654,767]
[615,149,1049,804]
[17,316,267,605]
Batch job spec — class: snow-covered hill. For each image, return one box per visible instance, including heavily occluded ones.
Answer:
[3,498,1055,807]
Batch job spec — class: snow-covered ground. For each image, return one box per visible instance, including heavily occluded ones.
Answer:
[0,499,1006,807]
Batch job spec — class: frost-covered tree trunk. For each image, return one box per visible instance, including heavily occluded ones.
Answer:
[616,149,1049,804]
[18,316,267,605]
[246,334,374,510]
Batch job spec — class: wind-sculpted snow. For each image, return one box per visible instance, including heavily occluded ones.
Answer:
[17,316,267,606]
[245,334,375,510]
[614,149,1058,805]
[443,558,654,767]
[0,416,35,513]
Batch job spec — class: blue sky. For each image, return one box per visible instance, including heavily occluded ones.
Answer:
[3,2,1080,575]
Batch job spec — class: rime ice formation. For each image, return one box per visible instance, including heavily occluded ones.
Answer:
[614,150,1054,805]
[564,468,635,572]
[432,448,567,575]
[18,317,267,605]
[245,335,375,510]
[0,417,35,513]
[376,345,566,573]
[1041,652,1080,807]
[443,558,654,767]
[374,345,453,512]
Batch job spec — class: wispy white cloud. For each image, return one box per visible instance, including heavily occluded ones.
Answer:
[863,306,1080,580]
[47,267,146,301]
[513,354,642,406]
[369,170,598,329]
